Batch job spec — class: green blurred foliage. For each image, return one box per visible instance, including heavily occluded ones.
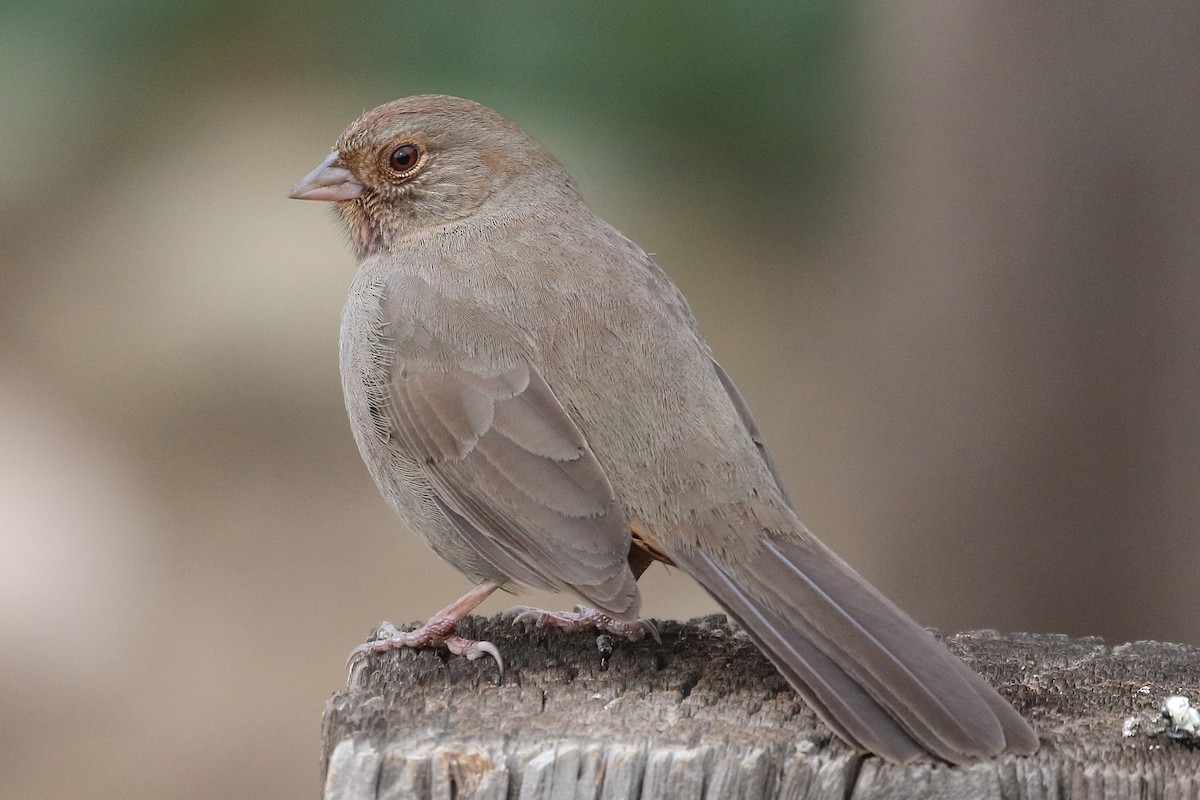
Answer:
[1,1,856,228]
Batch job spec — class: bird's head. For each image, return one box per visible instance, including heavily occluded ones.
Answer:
[289,95,574,259]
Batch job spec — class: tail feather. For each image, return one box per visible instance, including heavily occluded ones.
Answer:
[688,548,927,763]
[671,526,1037,764]
[959,660,1041,755]
[748,538,1005,758]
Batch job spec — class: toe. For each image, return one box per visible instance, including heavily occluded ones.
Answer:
[447,636,505,675]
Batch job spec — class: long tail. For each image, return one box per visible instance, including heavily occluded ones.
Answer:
[669,518,1038,764]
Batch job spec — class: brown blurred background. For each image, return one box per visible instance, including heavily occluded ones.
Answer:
[2,3,1197,798]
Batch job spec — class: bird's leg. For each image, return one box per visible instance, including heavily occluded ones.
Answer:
[348,580,504,671]
[505,604,660,643]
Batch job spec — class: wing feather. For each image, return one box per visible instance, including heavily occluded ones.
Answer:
[387,361,640,617]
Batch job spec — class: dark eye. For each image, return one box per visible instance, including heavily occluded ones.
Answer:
[387,143,421,174]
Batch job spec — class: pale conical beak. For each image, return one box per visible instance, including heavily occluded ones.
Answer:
[288,151,364,201]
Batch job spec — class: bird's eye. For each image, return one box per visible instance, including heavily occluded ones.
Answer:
[387,143,422,175]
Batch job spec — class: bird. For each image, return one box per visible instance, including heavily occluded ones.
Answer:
[288,94,1038,765]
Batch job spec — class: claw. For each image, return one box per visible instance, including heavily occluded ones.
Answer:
[507,607,549,628]
[632,618,662,644]
[462,638,504,675]
[346,621,401,667]
[346,642,373,667]
[502,605,536,622]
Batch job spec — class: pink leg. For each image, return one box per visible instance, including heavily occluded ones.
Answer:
[505,604,660,643]
[348,580,504,671]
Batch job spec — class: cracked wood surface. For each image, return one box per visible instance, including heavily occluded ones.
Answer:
[321,615,1200,799]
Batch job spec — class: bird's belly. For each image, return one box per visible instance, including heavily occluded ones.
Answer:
[339,285,507,586]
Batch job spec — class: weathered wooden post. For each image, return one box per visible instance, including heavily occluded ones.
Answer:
[320,615,1200,799]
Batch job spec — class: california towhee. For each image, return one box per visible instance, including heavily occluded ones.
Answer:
[289,95,1038,764]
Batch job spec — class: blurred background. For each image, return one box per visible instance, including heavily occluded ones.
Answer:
[2,2,1197,798]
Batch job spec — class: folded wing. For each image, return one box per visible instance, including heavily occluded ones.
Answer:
[386,361,640,618]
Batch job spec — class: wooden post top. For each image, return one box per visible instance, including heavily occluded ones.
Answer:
[321,615,1200,799]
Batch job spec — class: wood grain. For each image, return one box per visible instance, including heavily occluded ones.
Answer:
[321,615,1200,799]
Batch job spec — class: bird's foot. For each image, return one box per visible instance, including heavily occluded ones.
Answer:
[505,604,660,643]
[347,619,504,672]
[346,580,504,672]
